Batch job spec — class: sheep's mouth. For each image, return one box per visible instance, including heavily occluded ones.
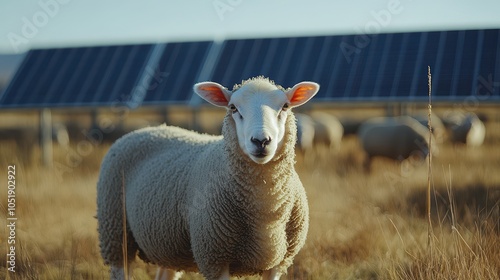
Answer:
[252,152,268,158]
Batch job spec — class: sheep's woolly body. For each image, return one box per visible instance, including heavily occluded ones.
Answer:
[358,116,432,160]
[446,112,485,147]
[310,111,344,151]
[97,109,308,278]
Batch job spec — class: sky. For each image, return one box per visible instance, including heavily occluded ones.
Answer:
[0,0,500,54]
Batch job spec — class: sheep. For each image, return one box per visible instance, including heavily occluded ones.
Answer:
[310,111,344,152]
[443,112,485,147]
[52,123,70,147]
[357,116,435,171]
[340,117,364,136]
[295,113,315,152]
[412,112,447,144]
[97,76,319,280]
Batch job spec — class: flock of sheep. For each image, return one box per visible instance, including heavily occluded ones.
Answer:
[96,76,486,280]
[296,110,486,170]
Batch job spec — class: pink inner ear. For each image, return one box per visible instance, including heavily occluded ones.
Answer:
[209,92,228,103]
[200,85,228,103]
[290,86,315,103]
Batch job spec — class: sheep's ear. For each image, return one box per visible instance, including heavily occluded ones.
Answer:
[285,82,319,108]
[194,82,231,107]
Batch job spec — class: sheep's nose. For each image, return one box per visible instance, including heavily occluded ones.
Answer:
[251,136,272,148]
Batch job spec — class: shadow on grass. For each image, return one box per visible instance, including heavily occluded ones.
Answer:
[382,183,500,228]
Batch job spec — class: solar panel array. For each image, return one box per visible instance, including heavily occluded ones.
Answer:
[1,28,499,108]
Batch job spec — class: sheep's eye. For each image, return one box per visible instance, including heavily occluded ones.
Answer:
[282,103,289,111]
[229,104,238,114]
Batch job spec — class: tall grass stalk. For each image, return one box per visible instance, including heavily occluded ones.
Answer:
[427,66,433,250]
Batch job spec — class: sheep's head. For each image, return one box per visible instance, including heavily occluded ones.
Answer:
[194,77,319,164]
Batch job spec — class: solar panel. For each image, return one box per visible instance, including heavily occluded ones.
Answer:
[140,41,212,105]
[0,44,155,108]
[0,41,212,108]
[208,28,500,103]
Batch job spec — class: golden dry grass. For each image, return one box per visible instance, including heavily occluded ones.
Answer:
[0,120,499,280]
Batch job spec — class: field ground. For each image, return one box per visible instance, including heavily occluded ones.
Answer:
[0,116,499,279]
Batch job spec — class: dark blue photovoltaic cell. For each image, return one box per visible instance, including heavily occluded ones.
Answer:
[414,31,442,98]
[357,34,386,99]
[434,31,459,98]
[476,29,499,100]
[394,32,419,98]
[310,36,342,100]
[371,33,394,99]
[455,31,478,97]
[328,35,353,99]
[377,33,405,98]
[142,41,212,104]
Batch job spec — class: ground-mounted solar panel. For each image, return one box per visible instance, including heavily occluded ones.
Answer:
[0,41,213,109]
[0,44,155,108]
[208,28,500,103]
[139,41,213,106]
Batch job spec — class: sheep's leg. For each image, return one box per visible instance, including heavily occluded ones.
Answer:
[262,267,281,280]
[155,267,183,280]
[217,265,230,280]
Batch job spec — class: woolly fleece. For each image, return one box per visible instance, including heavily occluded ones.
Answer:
[358,116,432,161]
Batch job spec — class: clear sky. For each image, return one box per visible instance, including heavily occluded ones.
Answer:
[1,0,499,54]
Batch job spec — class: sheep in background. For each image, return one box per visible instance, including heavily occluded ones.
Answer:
[52,123,70,147]
[339,117,364,136]
[97,77,319,280]
[358,116,436,171]
[310,111,344,152]
[443,112,486,147]
[412,112,447,144]
[295,113,315,154]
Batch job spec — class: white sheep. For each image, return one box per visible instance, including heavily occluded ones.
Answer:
[358,116,436,171]
[97,77,319,280]
[52,123,70,147]
[295,113,315,152]
[443,111,485,147]
[310,111,344,152]
[412,112,447,144]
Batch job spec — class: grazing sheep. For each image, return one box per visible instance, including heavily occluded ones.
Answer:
[358,116,435,170]
[339,117,364,136]
[295,113,316,164]
[295,113,315,153]
[412,112,446,144]
[97,77,319,280]
[52,123,70,147]
[310,111,344,152]
[443,112,485,147]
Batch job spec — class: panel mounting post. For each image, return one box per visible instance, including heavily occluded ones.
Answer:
[40,108,53,167]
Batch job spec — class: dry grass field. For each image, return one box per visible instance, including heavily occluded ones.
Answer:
[0,113,499,279]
